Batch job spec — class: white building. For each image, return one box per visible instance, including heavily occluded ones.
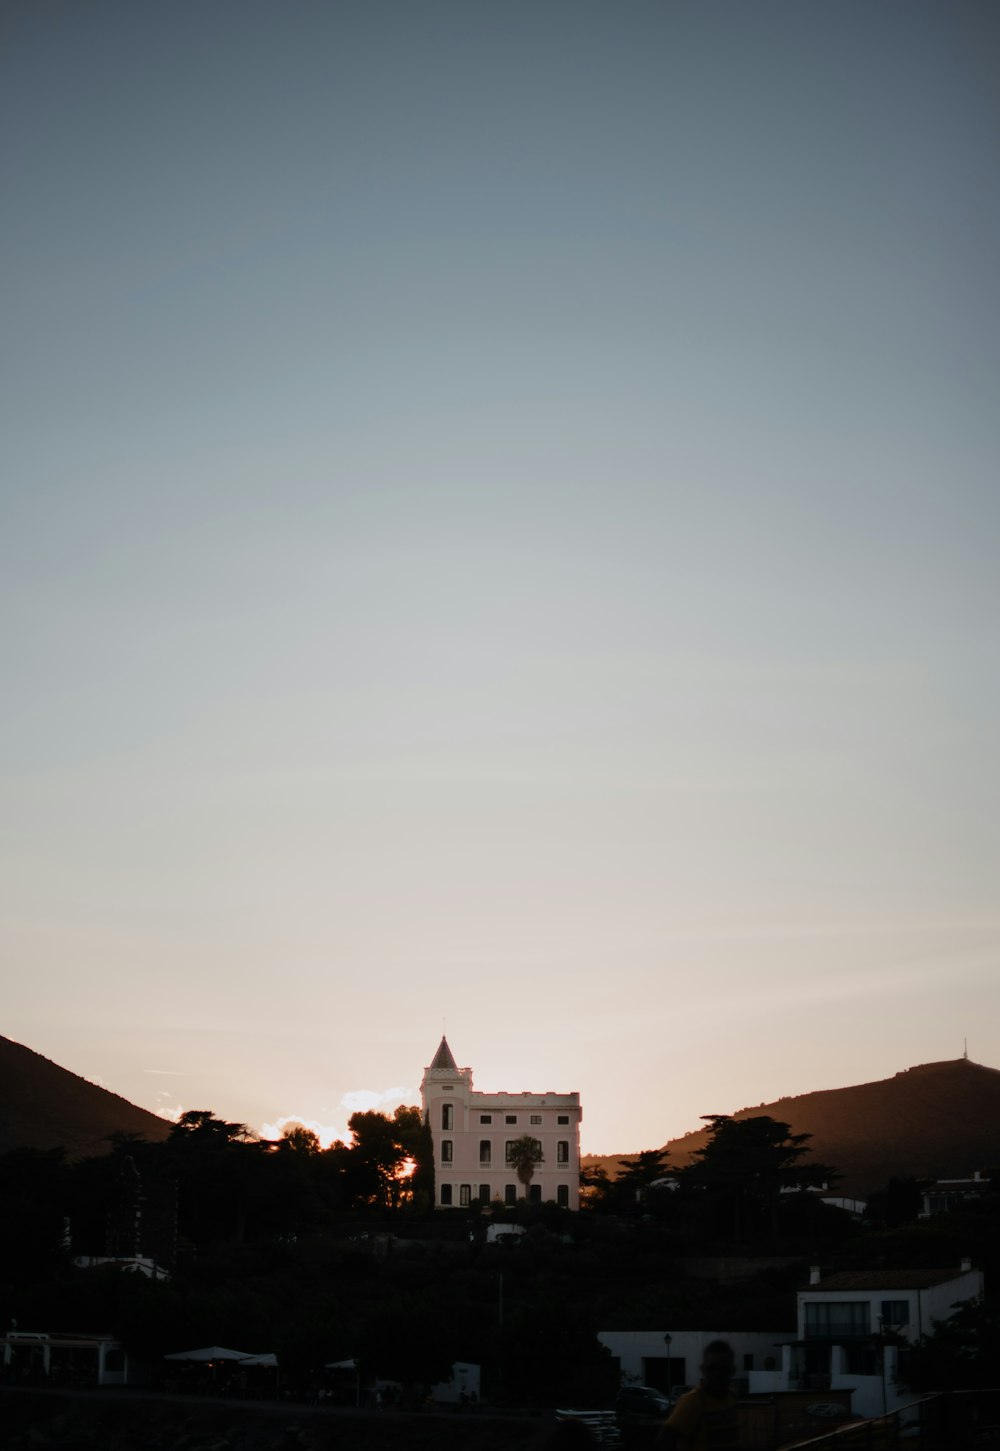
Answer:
[748,1261,985,1419]
[599,1329,784,1396]
[420,1037,582,1210]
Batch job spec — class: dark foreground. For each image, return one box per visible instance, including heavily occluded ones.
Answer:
[1,1387,558,1451]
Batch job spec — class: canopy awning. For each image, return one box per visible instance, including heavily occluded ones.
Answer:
[164,1346,254,1362]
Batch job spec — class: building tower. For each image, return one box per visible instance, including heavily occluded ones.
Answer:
[419,1036,582,1210]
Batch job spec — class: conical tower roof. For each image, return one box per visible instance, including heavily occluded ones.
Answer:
[429,1035,458,1072]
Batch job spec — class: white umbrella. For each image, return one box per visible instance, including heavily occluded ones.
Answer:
[164,1346,254,1362]
[239,1353,278,1367]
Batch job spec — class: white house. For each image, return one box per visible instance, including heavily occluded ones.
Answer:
[598,1329,786,1396]
[420,1037,582,1210]
[748,1261,985,1419]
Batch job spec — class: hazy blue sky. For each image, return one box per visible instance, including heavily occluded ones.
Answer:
[3,0,998,1153]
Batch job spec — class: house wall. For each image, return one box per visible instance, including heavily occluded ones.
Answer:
[796,1269,983,1344]
[598,1329,788,1392]
[421,1049,581,1210]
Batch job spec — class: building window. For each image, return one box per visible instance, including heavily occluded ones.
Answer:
[480,1114,492,1124]
[557,1114,570,1125]
[557,1185,569,1208]
[557,1140,569,1163]
[880,1301,910,1329]
[529,1184,542,1203]
[441,1140,453,1163]
[480,1140,492,1165]
[459,1184,471,1207]
[505,1141,515,1163]
[480,1184,491,1204]
[442,1104,454,1130]
[505,1184,517,1206]
[505,1115,517,1124]
[530,1115,542,1125]
[439,1184,453,1206]
[804,1302,871,1340]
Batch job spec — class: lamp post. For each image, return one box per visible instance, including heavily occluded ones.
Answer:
[663,1333,673,1403]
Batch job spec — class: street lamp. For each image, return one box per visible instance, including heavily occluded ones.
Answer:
[663,1333,673,1403]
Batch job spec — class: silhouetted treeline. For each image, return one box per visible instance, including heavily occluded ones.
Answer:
[1,1110,997,1404]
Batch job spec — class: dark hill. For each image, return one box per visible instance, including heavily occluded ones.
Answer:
[585,1058,1000,1199]
[0,1034,172,1159]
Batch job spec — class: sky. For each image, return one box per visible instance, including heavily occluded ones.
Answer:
[2,0,998,1156]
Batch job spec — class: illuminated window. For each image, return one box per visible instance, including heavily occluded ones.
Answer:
[439,1184,453,1206]
[442,1140,453,1163]
[557,1141,569,1163]
[442,1105,454,1130]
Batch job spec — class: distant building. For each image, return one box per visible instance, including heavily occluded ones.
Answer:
[420,1037,582,1210]
[920,1171,990,1218]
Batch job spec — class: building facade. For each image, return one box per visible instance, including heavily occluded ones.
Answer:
[747,1262,985,1419]
[420,1037,582,1210]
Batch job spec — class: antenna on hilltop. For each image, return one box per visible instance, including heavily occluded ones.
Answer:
[963,1038,968,1061]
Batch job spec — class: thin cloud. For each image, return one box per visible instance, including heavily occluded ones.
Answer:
[154,1091,184,1122]
[340,1086,413,1114]
[260,1114,345,1148]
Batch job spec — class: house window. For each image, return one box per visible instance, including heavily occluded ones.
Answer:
[505,1115,517,1124]
[530,1115,542,1125]
[557,1185,569,1208]
[505,1141,516,1163]
[505,1184,517,1206]
[804,1302,871,1340]
[442,1104,454,1130]
[480,1140,492,1165]
[439,1184,453,1206]
[557,1115,569,1124]
[557,1141,569,1163]
[459,1184,471,1207]
[529,1184,541,1203]
[880,1301,910,1329]
[441,1140,453,1163]
[480,1114,492,1124]
[480,1184,491,1204]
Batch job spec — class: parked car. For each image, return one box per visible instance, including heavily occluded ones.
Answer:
[615,1385,671,1421]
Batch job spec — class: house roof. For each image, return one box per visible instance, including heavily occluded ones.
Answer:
[805,1268,975,1292]
[429,1036,458,1072]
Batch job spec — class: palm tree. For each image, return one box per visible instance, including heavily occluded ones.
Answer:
[506,1134,544,1193]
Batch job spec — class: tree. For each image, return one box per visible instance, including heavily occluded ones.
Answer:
[278,1124,321,1155]
[507,1135,544,1194]
[685,1115,836,1245]
[392,1106,435,1209]
[347,1109,417,1209]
